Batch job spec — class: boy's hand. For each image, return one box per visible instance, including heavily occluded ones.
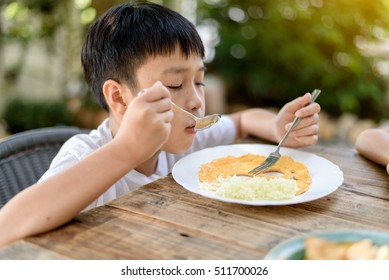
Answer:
[275,92,320,148]
[115,81,173,163]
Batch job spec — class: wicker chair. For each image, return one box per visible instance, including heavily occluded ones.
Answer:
[0,127,89,208]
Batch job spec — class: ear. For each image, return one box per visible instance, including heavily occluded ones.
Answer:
[102,80,130,115]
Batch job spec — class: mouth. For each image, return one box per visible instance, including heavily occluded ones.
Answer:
[185,122,197,134]
[187,120,196,128]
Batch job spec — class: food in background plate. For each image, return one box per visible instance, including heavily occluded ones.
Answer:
[198,154,311,199]
[305,237,389,260]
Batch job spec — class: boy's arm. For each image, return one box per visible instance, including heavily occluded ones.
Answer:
[0,82,173,248]
[230,93,320,148]
[229,108,278,142]
[0,140,140,247]
[355,128,389,170]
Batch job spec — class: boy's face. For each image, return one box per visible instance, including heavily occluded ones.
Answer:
[133,48,206,153]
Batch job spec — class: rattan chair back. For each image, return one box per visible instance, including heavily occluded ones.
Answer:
[0,127,89,208]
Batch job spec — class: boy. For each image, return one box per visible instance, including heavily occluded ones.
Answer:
[355,127,389,174]
[0,1,320,247]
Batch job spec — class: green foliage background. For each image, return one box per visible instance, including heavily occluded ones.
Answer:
[198,0,389,120]
[2,0,389,134]
[2,98,74,134]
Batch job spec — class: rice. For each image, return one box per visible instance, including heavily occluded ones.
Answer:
[200,175,299,200]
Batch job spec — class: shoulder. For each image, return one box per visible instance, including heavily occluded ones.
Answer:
[59,119,112,159]
[39,119,112,181]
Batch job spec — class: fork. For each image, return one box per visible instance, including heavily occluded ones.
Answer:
[248,89,321,176]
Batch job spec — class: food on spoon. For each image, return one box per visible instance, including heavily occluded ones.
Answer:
[305,237,389,260]
[198,154,311,200]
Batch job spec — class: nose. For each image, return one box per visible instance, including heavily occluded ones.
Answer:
[186,85,204,115]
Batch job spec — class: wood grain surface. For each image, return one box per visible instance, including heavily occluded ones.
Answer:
[0,143,388,259]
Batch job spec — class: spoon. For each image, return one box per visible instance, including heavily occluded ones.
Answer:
[171,102,221,131]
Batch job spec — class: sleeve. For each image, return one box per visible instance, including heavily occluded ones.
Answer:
[38,152,80,183]
[38,136,96,183]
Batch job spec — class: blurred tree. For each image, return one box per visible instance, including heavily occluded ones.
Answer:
[3,98,74,133]
[197,0,389,120]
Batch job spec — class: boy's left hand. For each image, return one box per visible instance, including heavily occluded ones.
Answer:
[275,92,320,148]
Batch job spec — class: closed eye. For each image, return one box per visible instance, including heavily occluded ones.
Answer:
[167,84,183,90]
[196,82,206,87]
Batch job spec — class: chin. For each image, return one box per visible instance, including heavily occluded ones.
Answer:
[162,138,194,154]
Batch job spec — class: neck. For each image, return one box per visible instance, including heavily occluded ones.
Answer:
[135,152,160,176]
[108,116,120,138]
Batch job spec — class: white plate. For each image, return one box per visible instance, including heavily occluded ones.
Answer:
[172,144,344,206]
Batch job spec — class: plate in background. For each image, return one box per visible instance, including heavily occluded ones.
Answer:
[264,230,389,260]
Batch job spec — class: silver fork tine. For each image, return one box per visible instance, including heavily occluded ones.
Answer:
[248,89,321,176]
[250,159,273,172]
[249,158,276,175]
[249,160,271,174]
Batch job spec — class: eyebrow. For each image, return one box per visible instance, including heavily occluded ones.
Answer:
[162,66,207,74]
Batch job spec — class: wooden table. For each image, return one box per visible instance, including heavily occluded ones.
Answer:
[0,142,388,260]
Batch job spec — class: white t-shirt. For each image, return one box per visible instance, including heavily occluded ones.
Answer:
[39,116,237,210]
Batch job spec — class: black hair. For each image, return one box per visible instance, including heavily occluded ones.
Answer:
[81,1,205,111]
